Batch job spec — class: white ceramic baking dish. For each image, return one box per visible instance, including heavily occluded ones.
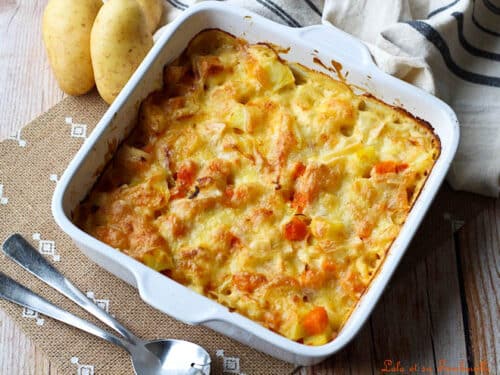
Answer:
[52,1,459,366]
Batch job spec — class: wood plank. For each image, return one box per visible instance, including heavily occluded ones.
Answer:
[0,1,61,372]
[457,198,500,374]
[0,0,64,140]
[410,189,470,371]
[369,256,440,373]
[0,309,58,375]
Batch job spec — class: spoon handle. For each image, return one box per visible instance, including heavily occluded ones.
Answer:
[0,271,131,351]
[2,234,138,344]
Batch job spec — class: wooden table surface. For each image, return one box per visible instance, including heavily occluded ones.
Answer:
[1,2,498,374]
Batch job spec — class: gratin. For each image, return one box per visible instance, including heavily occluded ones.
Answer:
[75,29,440,346]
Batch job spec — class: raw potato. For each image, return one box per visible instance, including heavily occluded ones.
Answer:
[91,0,154,104]
[137,0,164,34]
[42,0,102,95]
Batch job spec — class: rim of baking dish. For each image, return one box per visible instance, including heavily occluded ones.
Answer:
[52,1,459,361]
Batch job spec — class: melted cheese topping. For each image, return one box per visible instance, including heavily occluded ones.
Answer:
[75,30,440,345]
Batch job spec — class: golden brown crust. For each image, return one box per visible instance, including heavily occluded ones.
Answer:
[75,29,440,346]
[362,93,441,154]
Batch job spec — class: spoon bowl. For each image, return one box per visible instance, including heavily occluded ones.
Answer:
[143,339,211,374]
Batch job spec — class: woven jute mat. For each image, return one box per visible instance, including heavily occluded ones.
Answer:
[0,91,296,374]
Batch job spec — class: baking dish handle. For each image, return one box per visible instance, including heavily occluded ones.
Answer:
[136,270,225,325]
[297,23,375,68]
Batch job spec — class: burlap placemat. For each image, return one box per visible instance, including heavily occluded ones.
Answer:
[0,91,296,374]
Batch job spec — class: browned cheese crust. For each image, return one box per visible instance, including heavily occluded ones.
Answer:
[75,30,440,345]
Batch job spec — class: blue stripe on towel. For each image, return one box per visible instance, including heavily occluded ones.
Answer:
[255,0,302,27]
[472,0,500,36]
[167,0,187,10]
[482,0,500,15]
[428,0,461,18]
[452,12,500,61]
[406,20,500,87]
[303,0,322,16]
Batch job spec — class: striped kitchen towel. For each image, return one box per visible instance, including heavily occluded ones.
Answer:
[162,0,324,27]
[161,0,500,197]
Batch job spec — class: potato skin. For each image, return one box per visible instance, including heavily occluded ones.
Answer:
[136,0,164,34]
[91,0,154,104]
[42,0,102,96]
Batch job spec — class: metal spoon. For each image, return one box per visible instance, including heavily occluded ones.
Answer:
[2,234,211,375]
